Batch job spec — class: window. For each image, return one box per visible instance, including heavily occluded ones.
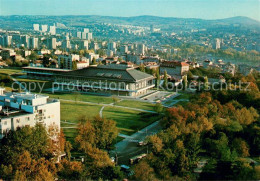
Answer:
[4,121,7,125]
[26,117,30,121]
[16,119,20,123]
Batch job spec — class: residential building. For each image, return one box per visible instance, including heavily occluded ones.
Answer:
[50,25,56,35]
[0,88,60,139]
[58,54,80,70]
[137,44,145,55]
[41,25,48,32]
[47,38,56,49]
[2,35,12,47]
[160,61,190,79]
[33,24,40,31]
[29,37,39,49]
[21,35,30,48]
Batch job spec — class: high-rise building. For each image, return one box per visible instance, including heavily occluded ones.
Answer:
[33,24,40,31]
[79,40,89,50]
[108,42,117,54]
[120,45,128,54]
[21,35,30,48]
[90,41,98,50]
[2,35,12,47]
[61,39,71,49]
[82,32,93,41]
[41,25,48,32]
[77,32,82,39]
[137,44,145,55]
[83,28,89,33]
[215,38,221,49]
[49,25,56,35]
[29,37,39,49]
[47,38,56,49]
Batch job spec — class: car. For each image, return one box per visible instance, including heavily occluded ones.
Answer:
[137,141,147,146]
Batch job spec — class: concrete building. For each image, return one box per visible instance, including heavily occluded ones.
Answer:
[120,45,128,54]
[137,44,145,55]
[41,25,48,32]
[1,49,16,60]
[62,39,71,50]
[29,37,39,49]
[50,25,56,35]
[90,41,98,51]
[86,52,99,63]
[2,35,12,47]
[160,61,189,79]
[21,35,30,48]
[82,32,93,41]
[47,38,57,49]
[0,88,60,139]
[83,28,89,33]
[58,54,80,70]
[33,24,40,31]
[77,32,82,39]
[108,42,117,54]
[79,40,88,50]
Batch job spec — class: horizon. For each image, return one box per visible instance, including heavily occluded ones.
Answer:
[0,0,259,21]
[0,14,259,22]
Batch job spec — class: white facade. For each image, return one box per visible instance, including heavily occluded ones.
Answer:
[50,26,56,35]
[48,38,57,49]
[33,24,40,31]
[0,89,60,139]
[137,44,145,55]
[29,37,38,49]
[58,54,80,69]
[41,25,48,32]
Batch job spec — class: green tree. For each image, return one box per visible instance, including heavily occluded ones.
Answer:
[163,70,168,88]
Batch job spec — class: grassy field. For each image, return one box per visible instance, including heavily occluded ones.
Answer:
[103,106,158,135]
[49,93,114,104]
[116,99,155,111]
[0,67,22,75]
[60,101,102,143]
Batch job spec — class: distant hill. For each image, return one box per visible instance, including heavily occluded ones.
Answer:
[0,15,259,31]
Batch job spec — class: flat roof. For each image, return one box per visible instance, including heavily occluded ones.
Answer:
[23,66,71,72]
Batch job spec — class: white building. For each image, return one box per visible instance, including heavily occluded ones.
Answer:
[120,45,128,54]
[2,35,12,47]
[82,32,93,41]
[0,88,60,139]
[33,24,40,31]
[41,25,48,32]
[137,44,145,55]
[29,37,38,49]
[50,25,56,35]
[79,40,89,50]
[108,42,117,54]
[47,38,57,49]
[21,35,30,48]
[77,32,82,39]
[58,54,80,70]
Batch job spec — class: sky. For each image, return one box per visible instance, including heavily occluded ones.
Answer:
[0,0,259,21]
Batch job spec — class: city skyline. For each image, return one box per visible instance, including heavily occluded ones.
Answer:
[0,0,259,21]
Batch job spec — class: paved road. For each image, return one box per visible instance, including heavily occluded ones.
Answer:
[110,121,162,165]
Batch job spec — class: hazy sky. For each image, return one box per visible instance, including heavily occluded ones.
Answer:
[0,0,259,21]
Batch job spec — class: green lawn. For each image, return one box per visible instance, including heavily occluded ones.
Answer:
[49,93,114,104]
[60,101,102,143]
[60,101,101,123]
[103,106,158,135]
[116,99,155,111]
[0,68,22,75]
